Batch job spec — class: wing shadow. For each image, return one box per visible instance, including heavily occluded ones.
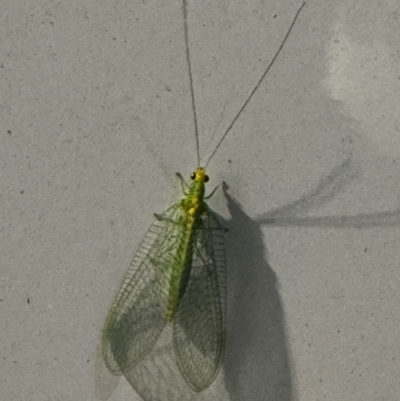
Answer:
[222,183,295,401]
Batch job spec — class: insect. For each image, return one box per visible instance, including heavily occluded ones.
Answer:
[102,0,306,394]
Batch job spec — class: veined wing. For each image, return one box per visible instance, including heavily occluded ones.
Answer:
[102,204,183,375]
[173,205,226,391]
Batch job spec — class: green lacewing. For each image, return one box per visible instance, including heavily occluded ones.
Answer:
[102,0,306,393]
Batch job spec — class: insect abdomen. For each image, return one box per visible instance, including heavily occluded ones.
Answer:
[166,181,205,321]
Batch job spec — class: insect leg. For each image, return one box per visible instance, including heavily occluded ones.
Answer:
[153,204,182,224]
[205,184,220,200]
[154,212,177,223]
[175,172,189,194]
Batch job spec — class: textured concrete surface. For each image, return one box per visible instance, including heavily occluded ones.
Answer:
[2,1,400,400]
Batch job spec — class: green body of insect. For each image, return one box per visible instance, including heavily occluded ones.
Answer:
[102,167,226,392]
[166,167,209,322]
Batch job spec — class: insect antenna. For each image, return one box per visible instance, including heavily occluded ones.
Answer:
[182,0,200,167]
[203,1,307,168]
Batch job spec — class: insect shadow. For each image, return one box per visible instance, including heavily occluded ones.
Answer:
[221,156,355,400]
[223,154,400,401]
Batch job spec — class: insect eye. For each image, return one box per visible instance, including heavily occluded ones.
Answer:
[190,172,196,180]
[204,175,209,183]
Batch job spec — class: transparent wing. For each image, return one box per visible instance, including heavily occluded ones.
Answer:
[173,205,226,391]
[102,204,183,375]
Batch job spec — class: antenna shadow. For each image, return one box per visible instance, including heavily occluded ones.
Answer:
[258,157,400,228]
